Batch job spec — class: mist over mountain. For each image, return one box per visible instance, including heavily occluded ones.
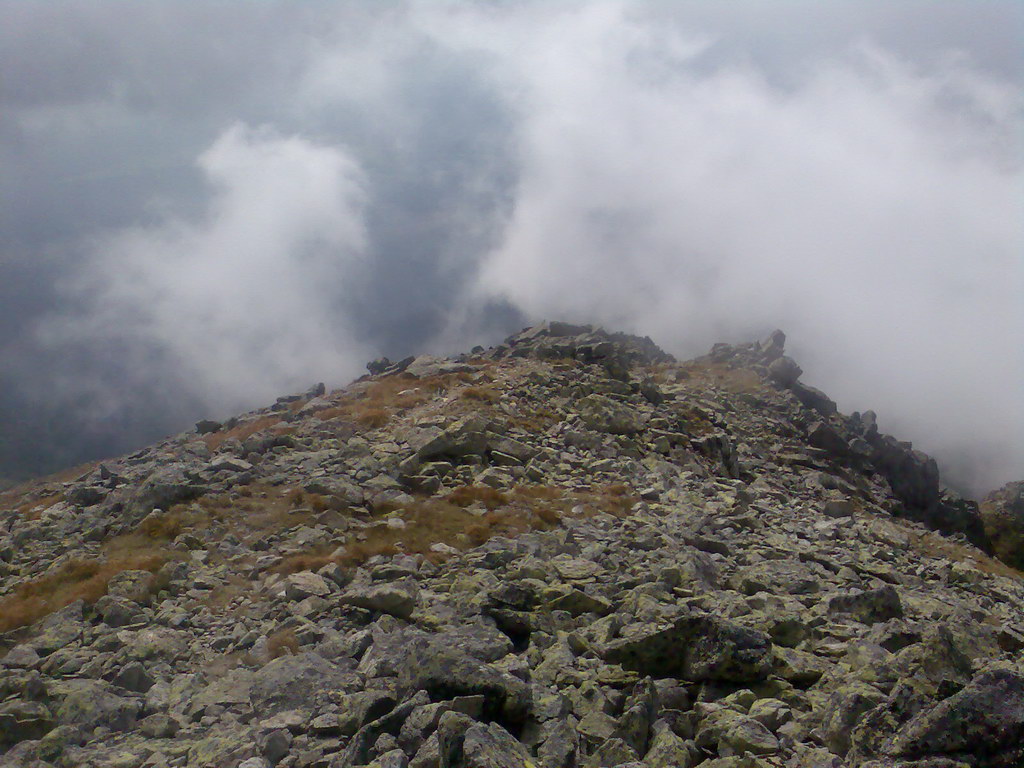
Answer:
[1,1,1021,496]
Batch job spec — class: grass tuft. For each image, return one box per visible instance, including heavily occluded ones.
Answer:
[203,415,290,451]
[461,386,501,404]
[266,628,300,659]
[0,554,168,633]
[445,484,509,510]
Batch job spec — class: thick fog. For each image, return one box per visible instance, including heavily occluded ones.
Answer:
[1,1,1021,496]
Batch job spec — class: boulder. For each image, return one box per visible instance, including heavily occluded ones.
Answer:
[342,581,418,620]
[884,666,1024,767]
[249,652,358,716]
[458,721,533,768]
[828,585,904,625]
[0,699,53,746]
[577,394,645,435]
[395,635,530,726]
[51,679,141,732]
[285,571,333,601]
[768,356,802,386]
[128,463,206,516]
[602,614,773,683]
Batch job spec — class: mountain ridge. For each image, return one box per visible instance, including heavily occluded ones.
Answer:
[1,321,1023,767]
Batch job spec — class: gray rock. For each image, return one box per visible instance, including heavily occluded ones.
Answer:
[414,415,492,462]
[768,356,802,386]
[369,749,410,768]
[106,569,155,603]
[584,737,638,767]
[643,719,696,767]
[29,600,85,655]
[51,679,141,732]
[828,585,904,625]
[111,660,154,693]
[138,712,179,738]
[818,682,888,756]
[602,614,773,683]
[537,717,579,768]
[250,652,357,716]
[285,571,333,600]
[886,666,1024,766]
[1,645,40,669]
[209,455,253,472]
[460,721,533,768]
[395,635,531,725]
[66,485,106,507]
[807,421,850,456]
[0,698,53,746]
[578,394,645,435]
[128,463,206,515]
[342,581,418,620]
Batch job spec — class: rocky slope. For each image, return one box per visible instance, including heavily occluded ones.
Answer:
[1,322,1023,768]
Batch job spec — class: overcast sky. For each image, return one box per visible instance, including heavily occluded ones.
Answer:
[1,0,1021,496]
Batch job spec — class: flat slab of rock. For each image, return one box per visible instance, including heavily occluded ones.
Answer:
[285,571,332,601]
[342,582,418,620]
[602,613,773,683]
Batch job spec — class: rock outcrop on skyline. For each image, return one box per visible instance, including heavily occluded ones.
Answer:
[1,322,1022,767]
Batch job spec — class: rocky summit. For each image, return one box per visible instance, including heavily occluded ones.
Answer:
[1,322,1023,768]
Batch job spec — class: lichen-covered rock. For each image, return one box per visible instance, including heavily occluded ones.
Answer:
[885,666,1024,767]
[342,581,419,619]
[602,614,773,683]
[249,652,358,716]
[827,585,904,625]
[577,394,645,435]
[980,481,1024,570]
[51,679,141,733]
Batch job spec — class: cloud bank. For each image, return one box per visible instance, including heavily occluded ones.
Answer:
[3,1,1021,496]
[45,124,370,413]
[431,4,1024,493]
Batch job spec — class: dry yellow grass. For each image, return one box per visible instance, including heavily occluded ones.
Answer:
[909,530,1023,582]
[0,553,167,633]
[271,550,337,576]
[355,407,390,429]
[674,360,768,396]
[315,370,476,431]
[445,484,509,510]
[275,482,639,571]
[460,386,501,404]
[267,628,300,658]
[203,415,291,451]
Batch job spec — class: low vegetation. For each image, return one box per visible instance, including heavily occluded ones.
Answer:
[660,360,768,397]
[0,553,167,633]
[460,386,501,404]
[909,529,1023,582]
[266,628,300,658]
[316,370,479,431]
[272,481,638,576]
[203,415,293,452]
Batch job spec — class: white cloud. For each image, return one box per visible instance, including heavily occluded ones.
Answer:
[428,4,1024,493]
[49,123,370,413]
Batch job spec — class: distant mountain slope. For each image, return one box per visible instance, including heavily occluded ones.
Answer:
[1,322,1022,767]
